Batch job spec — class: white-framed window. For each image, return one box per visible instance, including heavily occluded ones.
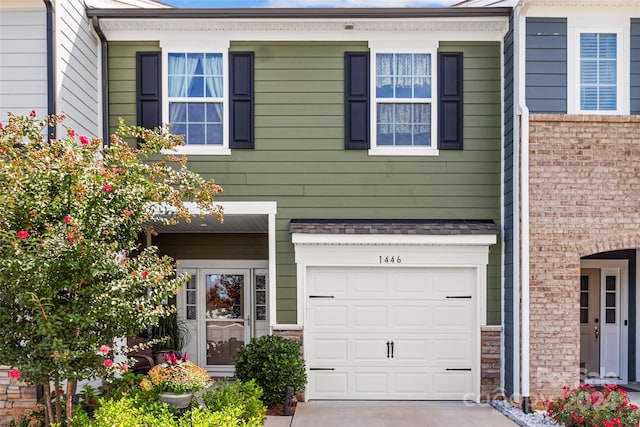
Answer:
[579,33,617,111]
[370,49,438,156]
[161,43,231,155]
[567,16,629,115]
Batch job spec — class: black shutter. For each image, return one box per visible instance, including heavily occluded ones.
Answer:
[438,52,464,150]
[136,51,162,130]
[345,52,370,150]
[229,52,254,149]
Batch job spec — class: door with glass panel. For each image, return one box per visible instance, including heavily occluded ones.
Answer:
[202,271,249,370]
[177,265,269,374]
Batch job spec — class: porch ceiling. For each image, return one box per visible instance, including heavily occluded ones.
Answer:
[148,214,268,234]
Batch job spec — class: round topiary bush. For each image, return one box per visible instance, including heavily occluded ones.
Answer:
[234,335,307,406]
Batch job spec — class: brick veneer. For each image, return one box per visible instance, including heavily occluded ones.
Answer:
[0,367,37,427]
[527,114,640,405]
[481,326,502,401]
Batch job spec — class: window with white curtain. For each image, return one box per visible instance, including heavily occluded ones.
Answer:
[374,53,432,149]
[580,33,617,111]
[168,52,224,145]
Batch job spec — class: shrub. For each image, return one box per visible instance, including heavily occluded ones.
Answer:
[180,406,262,427]
[202,379,266,424]
[69,394,175,427]
[544,384,640,427]
[234,335,306,406]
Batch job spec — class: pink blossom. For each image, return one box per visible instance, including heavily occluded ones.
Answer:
[0,122,3,129]
[122,209,134,218]
[64,215,72,224]
[102,184,113,192]
[29,110,36,118]
[99,345,111,355]
[9,369,20,379]
[67,128,76,138]
[103,359,113,368]
[141,271,149,279]
[181,352,188,362]
[79,135,90,146]
[17,230,29,240]
[67,236,75,243]
[119,364,129,372]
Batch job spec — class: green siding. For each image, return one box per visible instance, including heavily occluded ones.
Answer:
[107,40,502,325]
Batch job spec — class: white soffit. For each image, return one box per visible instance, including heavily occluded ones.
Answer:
[96,17,509,39]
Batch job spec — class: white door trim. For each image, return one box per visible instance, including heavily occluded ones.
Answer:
[580,259,629,384]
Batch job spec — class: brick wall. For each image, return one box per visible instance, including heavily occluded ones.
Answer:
[0,367,37,427]
[528,114,640,405]
[481,326,502,401]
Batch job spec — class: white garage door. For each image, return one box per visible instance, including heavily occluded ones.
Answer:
[306,266,477,400]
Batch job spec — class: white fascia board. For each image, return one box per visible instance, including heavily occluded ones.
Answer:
[525,5,639,17]
[98,18,509,42]
[181,201,277,216]
[291,233,497,246]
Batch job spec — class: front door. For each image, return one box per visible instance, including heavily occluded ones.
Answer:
[176,262,269,375]
[580,269,600,378]
[579,264,624,383]
[203,271,249,368]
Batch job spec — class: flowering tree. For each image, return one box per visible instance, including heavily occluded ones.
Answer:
[0,112,222,425]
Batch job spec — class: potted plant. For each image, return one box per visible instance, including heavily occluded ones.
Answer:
[151,311,190,364]
[140,352,212,409]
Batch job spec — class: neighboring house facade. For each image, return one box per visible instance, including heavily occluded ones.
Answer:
[0,0,165,424]
[87,6,510,402]
[502,0,640,411]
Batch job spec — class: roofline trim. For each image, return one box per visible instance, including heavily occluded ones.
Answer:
[85,7,512,20]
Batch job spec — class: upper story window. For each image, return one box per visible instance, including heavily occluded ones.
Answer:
[168,52,223,146]
[370,50,438,156]
[579,33,617,111]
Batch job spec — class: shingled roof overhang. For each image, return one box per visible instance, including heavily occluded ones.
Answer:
[85,7,512,20]
[289,219,499,236]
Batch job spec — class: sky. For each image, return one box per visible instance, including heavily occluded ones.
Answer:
[161,0,461,7]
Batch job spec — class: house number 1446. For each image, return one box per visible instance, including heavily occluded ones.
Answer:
[379,256,401,264]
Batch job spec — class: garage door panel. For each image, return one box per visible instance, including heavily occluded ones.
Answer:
[433,337,473,364]
[353,339,389,362]
[354,372,388,394]
[351,271,388,298]
[312,371,349,396]
[433,371,474,399]
[392,305,430,329]
[432,304,473,331]
[311,338,348,362]
[352,304,389,329]
[309,304,348,329]
[308,269,348,297]
[431,269,475,298]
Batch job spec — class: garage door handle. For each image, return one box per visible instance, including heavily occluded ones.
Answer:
[309,295,335,298]
[446,368,472,371]
[386,341,390,358]
[391,341,394,358]
[310,368,335,371]
[446,296,472,299]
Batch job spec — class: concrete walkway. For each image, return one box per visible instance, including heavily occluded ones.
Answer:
[264,401,517,427]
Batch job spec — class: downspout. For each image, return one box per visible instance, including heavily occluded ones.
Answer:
[90,16,109,146]
[43,0,55,141]
[515,0,532,414]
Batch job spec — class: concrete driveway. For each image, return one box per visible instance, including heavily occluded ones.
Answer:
[285,401,517,427]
